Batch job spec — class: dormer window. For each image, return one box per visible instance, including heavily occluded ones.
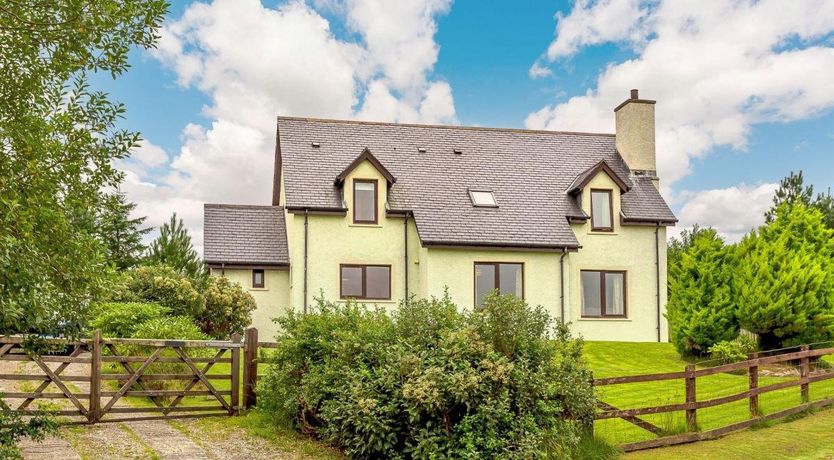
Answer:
[591,189,613,231]
[469,190,497,207]
[353,179,378,224]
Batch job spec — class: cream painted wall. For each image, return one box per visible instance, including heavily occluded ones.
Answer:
[209,267,290,340]
[287,160,421,311]
[564,171,668,342]
[216,158,669,343]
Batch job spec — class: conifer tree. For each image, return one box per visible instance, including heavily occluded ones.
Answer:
[666,229,738,355]
[96,193,151,270]
[736,204,834,350]
[146,213,204,280]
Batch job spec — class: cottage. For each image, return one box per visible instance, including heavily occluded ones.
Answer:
[203,90,676,341]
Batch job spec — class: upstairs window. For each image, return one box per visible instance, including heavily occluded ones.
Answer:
[340,264,391,300]
[590,189,613,231]
[252,269,265,288]
[474,262,523,307]
[581,270,626,317]
[353,179,378,224]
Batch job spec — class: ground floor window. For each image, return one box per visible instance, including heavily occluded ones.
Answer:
[340,264,391,300]
[581,270,626,317]
[474,262,523,307]
[252,269,265,288]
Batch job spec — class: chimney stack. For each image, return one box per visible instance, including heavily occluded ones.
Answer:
[615,89,657,179]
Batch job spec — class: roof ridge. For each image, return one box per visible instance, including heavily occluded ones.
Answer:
[276,115,616,138]
[205,203,284,210]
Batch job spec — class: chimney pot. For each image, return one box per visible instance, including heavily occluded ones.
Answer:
[630,89,639,99]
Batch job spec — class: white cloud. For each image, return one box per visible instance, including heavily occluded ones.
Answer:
[674,183,778,243]
[528,61,552,79]
[131,140,168,168]
[528,0,834,188]
[129,0,456,254]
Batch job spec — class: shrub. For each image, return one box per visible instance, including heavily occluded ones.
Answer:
[666,229,738,355]
[258,293,596,459]
[735,204,834,350]
[199,276,256,339]
[127,316,209,390]
[89,302,169,337]
[115,265,204,319]
[708,335,758,364]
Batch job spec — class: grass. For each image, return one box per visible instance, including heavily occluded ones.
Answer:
[585,341,834,449]
[621,407,834,459]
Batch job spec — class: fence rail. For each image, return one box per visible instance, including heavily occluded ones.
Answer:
[595,344,834,452]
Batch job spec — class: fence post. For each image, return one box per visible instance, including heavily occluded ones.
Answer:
[749,362,759,418]
[242,328,259,410]
[800,345,810,403]
[89,329,101,424]
[685,364,697,432]
[230,332,242,415]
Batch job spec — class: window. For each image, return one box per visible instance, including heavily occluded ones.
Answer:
[353,179,378,223]
[474,262,523,306]
[469,190,497,207]
[581,270,626,317]
[340,264,391,300]
[590,189,613,231]
[252,269,265,288]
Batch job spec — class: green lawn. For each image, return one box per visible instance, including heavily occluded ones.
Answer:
[585,342,834,448]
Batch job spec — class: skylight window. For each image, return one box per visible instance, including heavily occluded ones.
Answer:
[469,190,497,207]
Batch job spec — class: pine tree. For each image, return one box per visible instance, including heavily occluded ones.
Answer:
[666,229,738,355]
[765,171,814,223]
[96,193,151,270]
[815,187,834,229]
[736,204,834,350]
[146,213,204,280]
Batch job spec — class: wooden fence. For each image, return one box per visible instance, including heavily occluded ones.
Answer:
[595,345,834,452]
[0,330,244,423]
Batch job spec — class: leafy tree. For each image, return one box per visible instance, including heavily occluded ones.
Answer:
[95,193,152,270]
[146,213,204,280]
[666,229,738,355]
[736,204,834,350]
[0,0,167,338]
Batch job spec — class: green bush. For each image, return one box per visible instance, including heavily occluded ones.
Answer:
[708,335,758,364]
[89,302,169,337]
[114,265,205,319]
[127,316,209,390]
[666,229,738,355]
[258,293,596,459]
[199,276,256,339]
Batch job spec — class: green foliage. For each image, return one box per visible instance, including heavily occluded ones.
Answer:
[114,265,205,319]
[259,294,596,459]
[200,276,257,339]
[95,192,152,270]
[0,0,167,338]
[708,335,758,365]
[666,229,738,355]
[90,302,169,338]
[146,213,205,281]
[736,204,834,350]
[131,316,208,342]
[0,410,58,460]
[766,171,834,229]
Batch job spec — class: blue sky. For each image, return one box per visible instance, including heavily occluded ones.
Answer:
[102,0,834,249]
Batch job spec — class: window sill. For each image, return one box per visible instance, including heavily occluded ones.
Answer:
[577,317,631,322]
[587,230,618,236]
[249,288,269,292]
[349,223,383,228]
[338,299,397,304]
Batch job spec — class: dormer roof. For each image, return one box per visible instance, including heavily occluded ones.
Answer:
[566,160,630,195]
[334,147,396,187]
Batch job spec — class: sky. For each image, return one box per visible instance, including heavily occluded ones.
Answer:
[97,0,834,252]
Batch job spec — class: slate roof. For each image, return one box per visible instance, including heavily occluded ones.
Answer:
[203,204,289,266]
[278,117,676,250]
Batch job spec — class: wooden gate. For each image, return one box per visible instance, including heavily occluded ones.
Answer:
[0,331,242,423]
